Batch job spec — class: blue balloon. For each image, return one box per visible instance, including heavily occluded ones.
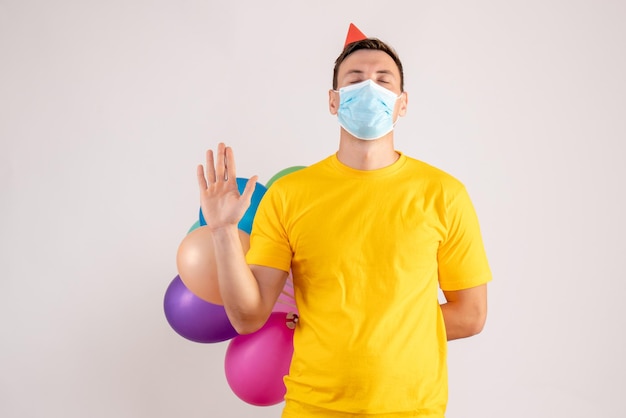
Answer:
[199,177,267,234]
[199,207,205,226]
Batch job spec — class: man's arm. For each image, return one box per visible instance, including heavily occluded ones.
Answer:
[440,284,488,341]
[197,143,288,334]
[211,224,288,334]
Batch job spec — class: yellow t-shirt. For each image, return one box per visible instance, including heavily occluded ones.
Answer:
[246,153,492,417]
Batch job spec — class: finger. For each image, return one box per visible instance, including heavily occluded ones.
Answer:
[225,146,236,184]
[240,175,258,204]
[205,149,216,183]
[215,142,226,181]
[196,164,208,190]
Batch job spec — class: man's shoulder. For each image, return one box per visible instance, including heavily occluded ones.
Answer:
[268,156,333,187]
[402,155,465,190]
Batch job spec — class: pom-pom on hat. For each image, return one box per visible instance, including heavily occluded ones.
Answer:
[344,23,367,47]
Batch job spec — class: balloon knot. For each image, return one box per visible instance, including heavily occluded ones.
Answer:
[286,312,299,329]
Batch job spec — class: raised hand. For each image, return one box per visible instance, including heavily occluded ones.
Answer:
[196,143,258,231]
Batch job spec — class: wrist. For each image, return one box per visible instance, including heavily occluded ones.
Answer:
[210,225,251,256]
[209,223,240,237]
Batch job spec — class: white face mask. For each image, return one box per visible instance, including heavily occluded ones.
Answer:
[335,79,401,140]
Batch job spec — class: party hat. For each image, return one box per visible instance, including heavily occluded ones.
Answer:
[344,23,367,47]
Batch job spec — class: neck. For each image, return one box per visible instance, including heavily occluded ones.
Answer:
[336,131,399,170]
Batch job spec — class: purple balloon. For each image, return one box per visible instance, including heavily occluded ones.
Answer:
[164,276,238,343]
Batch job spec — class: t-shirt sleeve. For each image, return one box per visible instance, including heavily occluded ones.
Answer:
[438,184,492,291]
[245,186,293,272]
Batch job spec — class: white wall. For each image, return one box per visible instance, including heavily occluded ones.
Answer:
[1,1,624,417]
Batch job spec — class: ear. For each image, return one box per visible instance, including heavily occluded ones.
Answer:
[329,89,339,115]
[397,91,408,117]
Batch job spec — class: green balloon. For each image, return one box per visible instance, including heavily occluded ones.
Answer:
[265,166,306,188]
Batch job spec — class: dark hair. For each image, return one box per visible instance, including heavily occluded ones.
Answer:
[332,38,404,91]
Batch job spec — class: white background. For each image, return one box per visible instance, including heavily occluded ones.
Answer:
[1,1,625,417]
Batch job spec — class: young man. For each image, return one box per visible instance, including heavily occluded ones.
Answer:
[197,25,492,418]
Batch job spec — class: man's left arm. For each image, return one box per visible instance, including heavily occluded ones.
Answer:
[440,284,488,341]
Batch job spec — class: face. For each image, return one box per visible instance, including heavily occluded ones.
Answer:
[329,49,408,119]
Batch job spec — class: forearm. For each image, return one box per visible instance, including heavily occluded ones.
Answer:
[211,226,267,334]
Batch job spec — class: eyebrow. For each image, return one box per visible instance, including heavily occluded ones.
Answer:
[345,69,396,77]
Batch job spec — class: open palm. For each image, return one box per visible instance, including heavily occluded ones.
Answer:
[196,143,257,230]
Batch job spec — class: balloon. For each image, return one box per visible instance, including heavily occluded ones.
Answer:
[187,220,201,234]
[199,177,267,234]
[224,312,296,406]
[163,276,238,343]
[272,271,297,314]
[265,166,306,189]
[176,226,250,305]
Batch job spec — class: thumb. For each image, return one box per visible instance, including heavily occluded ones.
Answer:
[240,175,258,204]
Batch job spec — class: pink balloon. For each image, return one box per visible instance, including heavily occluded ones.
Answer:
[224,312,296,406]
[272,272,297,314]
